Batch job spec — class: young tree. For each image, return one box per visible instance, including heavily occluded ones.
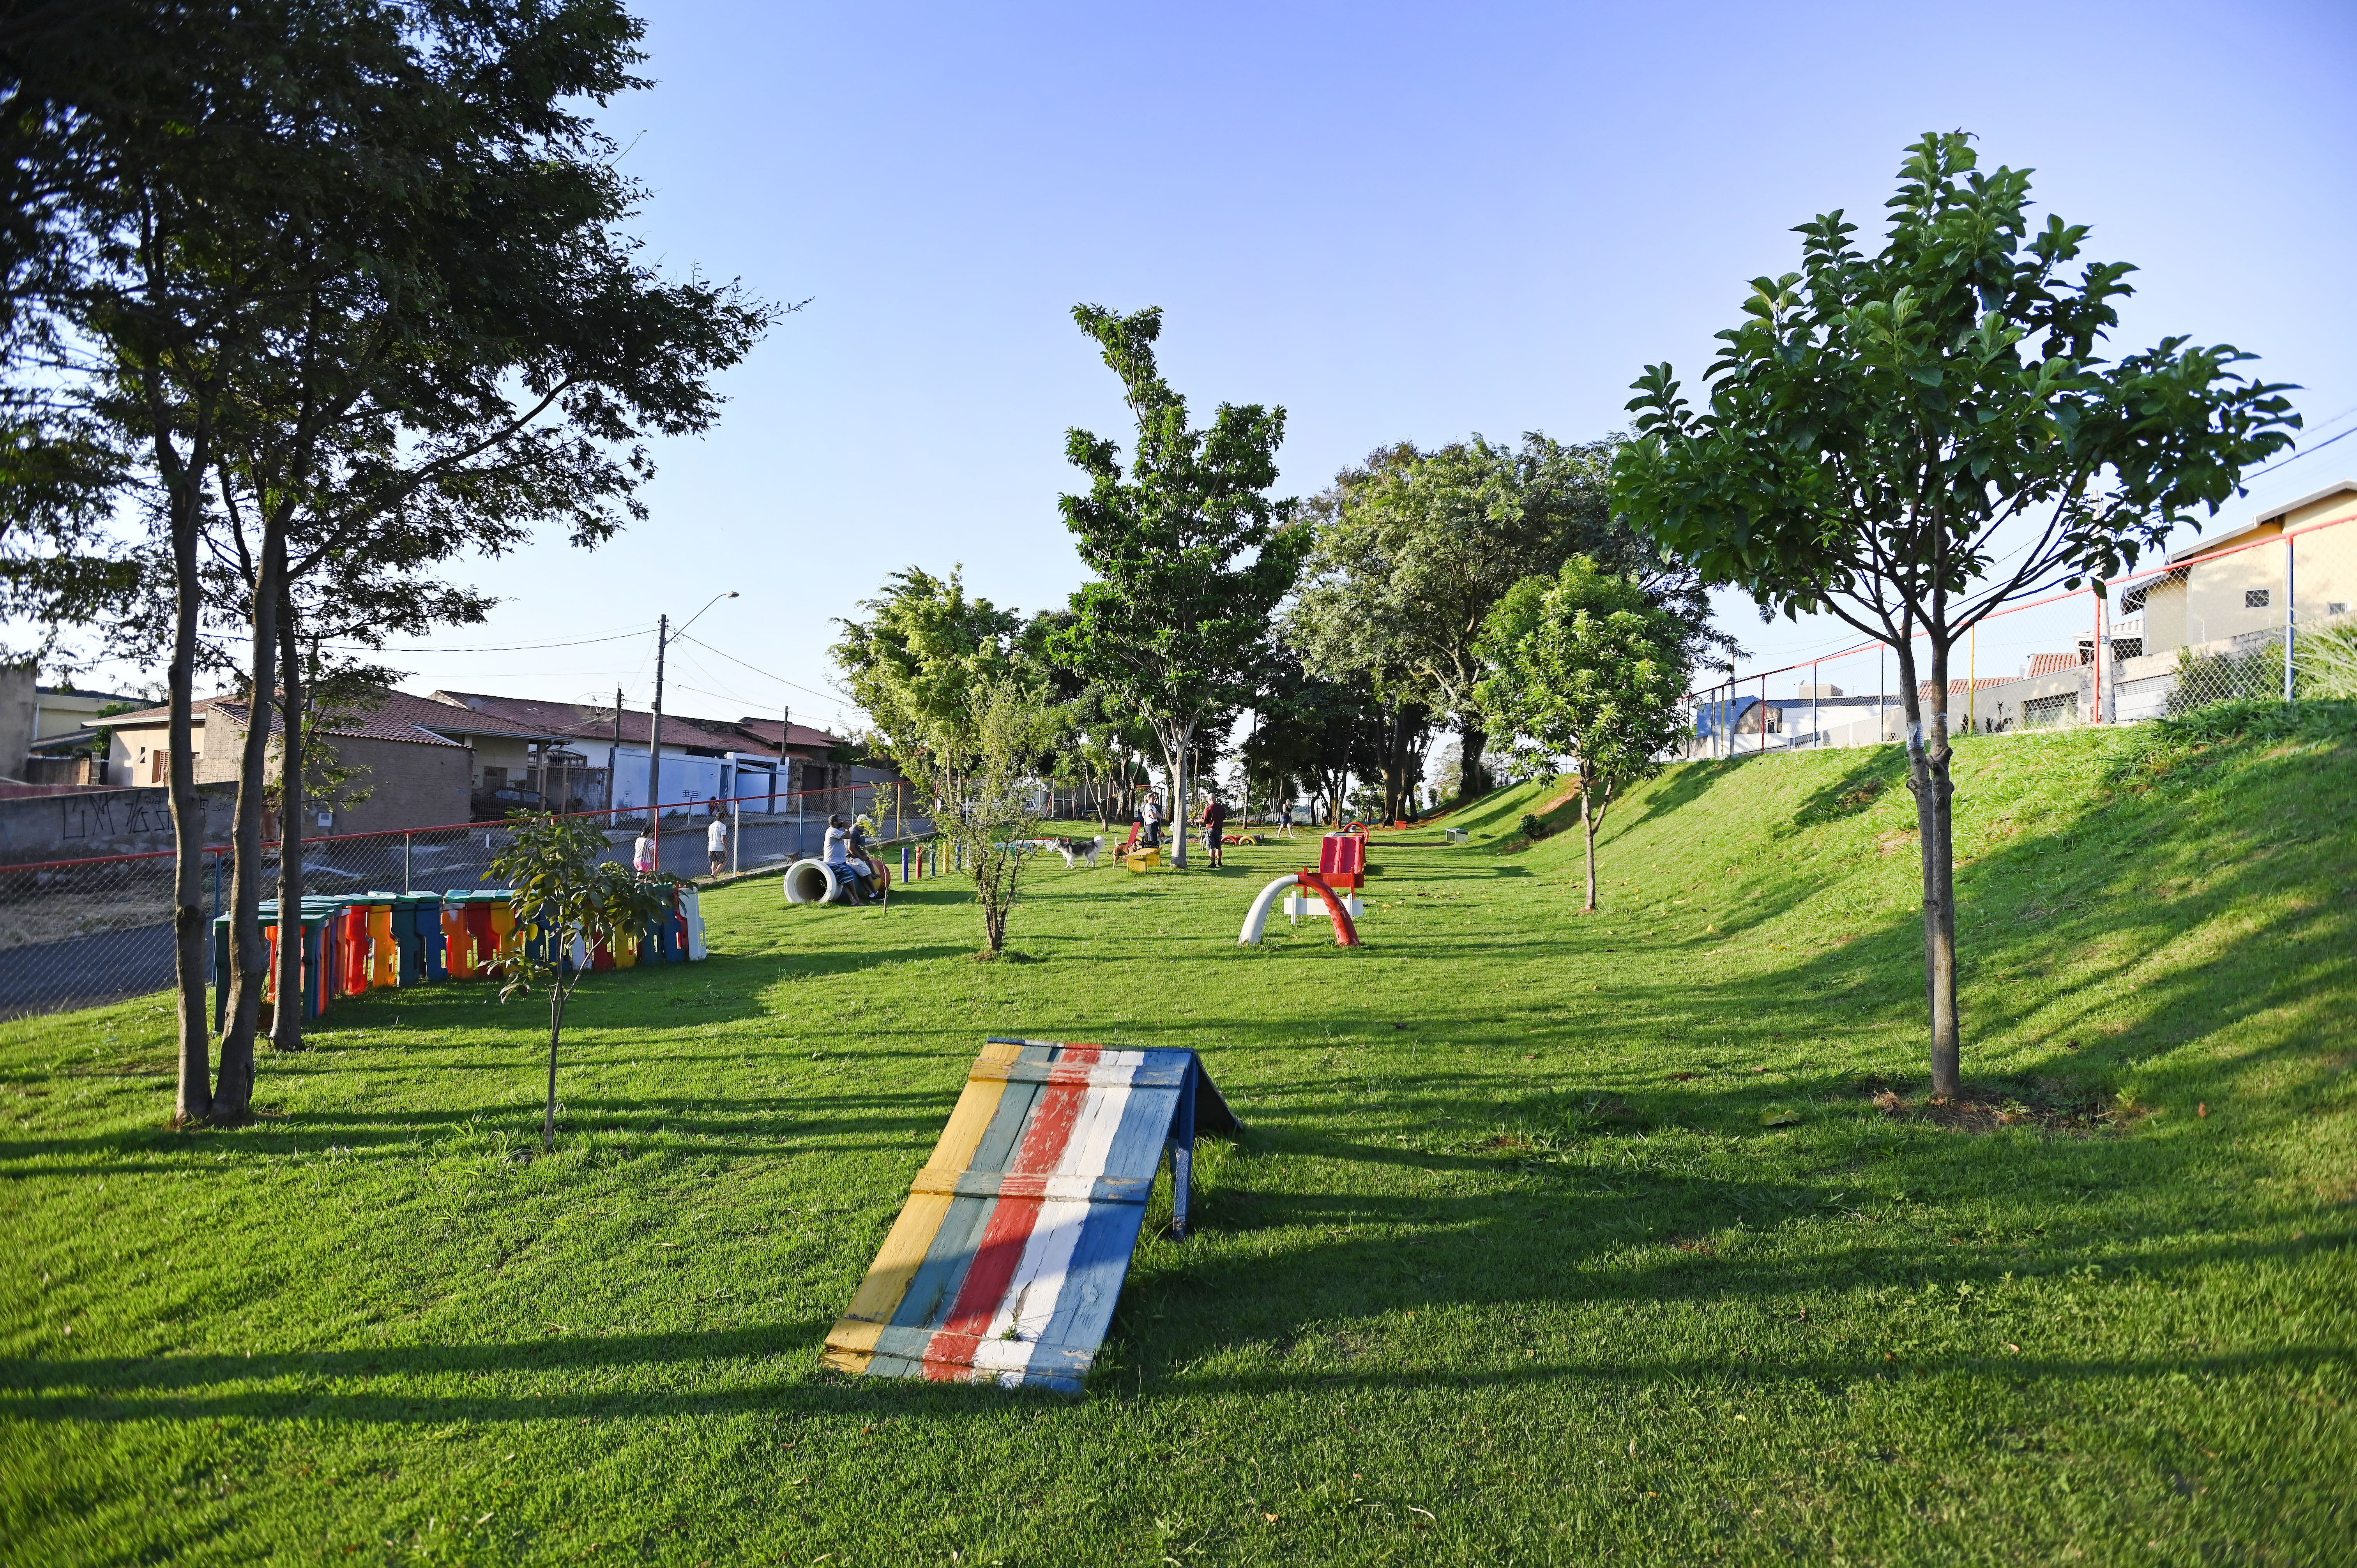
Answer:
[1051,305,1309,869]
[937,678,1067,956]
[1611,132,2298,1095]
[1475,558,1691,912]
[1288,433,1711,803]
[491,812,678,1153]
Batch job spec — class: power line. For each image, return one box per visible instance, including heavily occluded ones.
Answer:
[2241,421,2356,481]
[673,632,843,706]
[196,626,654,654]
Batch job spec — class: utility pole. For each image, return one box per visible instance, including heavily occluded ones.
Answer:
[648,613,668,876]
[780,703,795,856]
[610,687,624,827]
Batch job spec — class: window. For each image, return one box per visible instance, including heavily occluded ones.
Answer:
[2330,601,2350,618]
[2023,692,2078,729]
[2245,588,2270,609]
[148,747,167,783]
[482,766,507,790]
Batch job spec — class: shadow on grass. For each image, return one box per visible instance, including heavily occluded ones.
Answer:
[1784,750,1908,831]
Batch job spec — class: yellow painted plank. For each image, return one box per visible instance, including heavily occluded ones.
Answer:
[836,1040,1020,1326]
[822,1317,882,1375]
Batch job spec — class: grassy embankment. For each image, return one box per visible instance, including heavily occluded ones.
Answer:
[3,708,2353,1565]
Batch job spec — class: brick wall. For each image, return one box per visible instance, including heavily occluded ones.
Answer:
[304,733,472,835]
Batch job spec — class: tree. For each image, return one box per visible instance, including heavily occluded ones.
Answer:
[1244,648,1386,828]
[832,566,1022,782]
[938,678,1066,956]
[1050,305,1309,869]
[1288,433,1713,805]
[1476,558,1691,912]
[491,812,678,1153]
[45,0,772,1116]
[1610,132,2298,1095]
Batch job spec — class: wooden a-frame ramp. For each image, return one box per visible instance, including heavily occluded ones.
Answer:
[823,1038,1239,1394]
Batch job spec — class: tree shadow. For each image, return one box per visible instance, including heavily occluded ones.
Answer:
[1783,749,1909,831]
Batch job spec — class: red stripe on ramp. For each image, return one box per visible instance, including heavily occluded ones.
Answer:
[925,1045,1103,1377]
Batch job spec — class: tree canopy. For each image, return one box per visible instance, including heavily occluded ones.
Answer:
[1288,432,1711,802]
[5,0,776,1120]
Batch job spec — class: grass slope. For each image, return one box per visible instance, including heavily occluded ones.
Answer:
[3,713,2353,1566]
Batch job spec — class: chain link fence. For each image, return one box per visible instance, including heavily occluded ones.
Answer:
[1680,510,2357,755]
[0,782,931,1024]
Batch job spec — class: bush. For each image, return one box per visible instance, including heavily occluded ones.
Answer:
[2295,616,2357,700]
[1519,812,1548,841]
[2166,639,2286,715]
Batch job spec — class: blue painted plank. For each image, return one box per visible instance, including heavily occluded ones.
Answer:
[884,1041,1053,1331]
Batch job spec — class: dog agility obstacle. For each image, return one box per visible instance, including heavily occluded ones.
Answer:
[823,1038,1239,1393]
[1237,871,1360,946]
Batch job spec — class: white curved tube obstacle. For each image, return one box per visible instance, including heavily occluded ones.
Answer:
[786,855,892,905]
[1238,872,1360,947]
[783,858,843,904]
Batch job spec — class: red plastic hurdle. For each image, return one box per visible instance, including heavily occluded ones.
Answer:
[1311,830,1367,890]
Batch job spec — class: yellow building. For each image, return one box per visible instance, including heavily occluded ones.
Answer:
[2131,479,2357,657]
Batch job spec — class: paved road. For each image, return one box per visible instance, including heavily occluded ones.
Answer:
[0,923,179,1022]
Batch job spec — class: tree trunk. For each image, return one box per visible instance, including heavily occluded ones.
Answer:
[166,480,211,1126]
[1581,773,1600,913]
[1160,721,1193,870]
[271,604,307,1055]
[543,984,568,1151]
[1897,637,1962,1097]
[214,524,285,1118]
[1457,720,1490,801]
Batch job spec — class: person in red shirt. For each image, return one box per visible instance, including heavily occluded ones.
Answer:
[1201,793,1229,867]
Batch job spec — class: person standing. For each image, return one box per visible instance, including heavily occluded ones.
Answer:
[1201,793,1228,867]
[1277,800,1294,838]
[1141,794,1162,849]
[707,814,729,877]
[633,831,656,878]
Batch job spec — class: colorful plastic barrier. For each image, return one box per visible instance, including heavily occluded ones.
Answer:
[211,881,704,1024]
[823,1038,1240,1393]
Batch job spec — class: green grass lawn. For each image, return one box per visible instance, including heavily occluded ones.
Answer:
[4,710,2354,1566]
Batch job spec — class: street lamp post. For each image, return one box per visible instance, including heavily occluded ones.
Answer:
[647,592,737,876]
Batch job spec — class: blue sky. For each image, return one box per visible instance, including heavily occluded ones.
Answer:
[79,0,2357,730]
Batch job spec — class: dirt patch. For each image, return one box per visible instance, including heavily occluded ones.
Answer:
[1861,1077,2123,1134]
[1535,782,1584,816]
[1669,1235,1717,1255]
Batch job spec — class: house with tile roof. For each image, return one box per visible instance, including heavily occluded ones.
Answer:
[98,690,573,834]
[426,691,861,818]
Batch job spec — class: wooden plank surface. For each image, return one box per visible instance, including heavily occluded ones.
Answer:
[827,1039,1235,1393]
